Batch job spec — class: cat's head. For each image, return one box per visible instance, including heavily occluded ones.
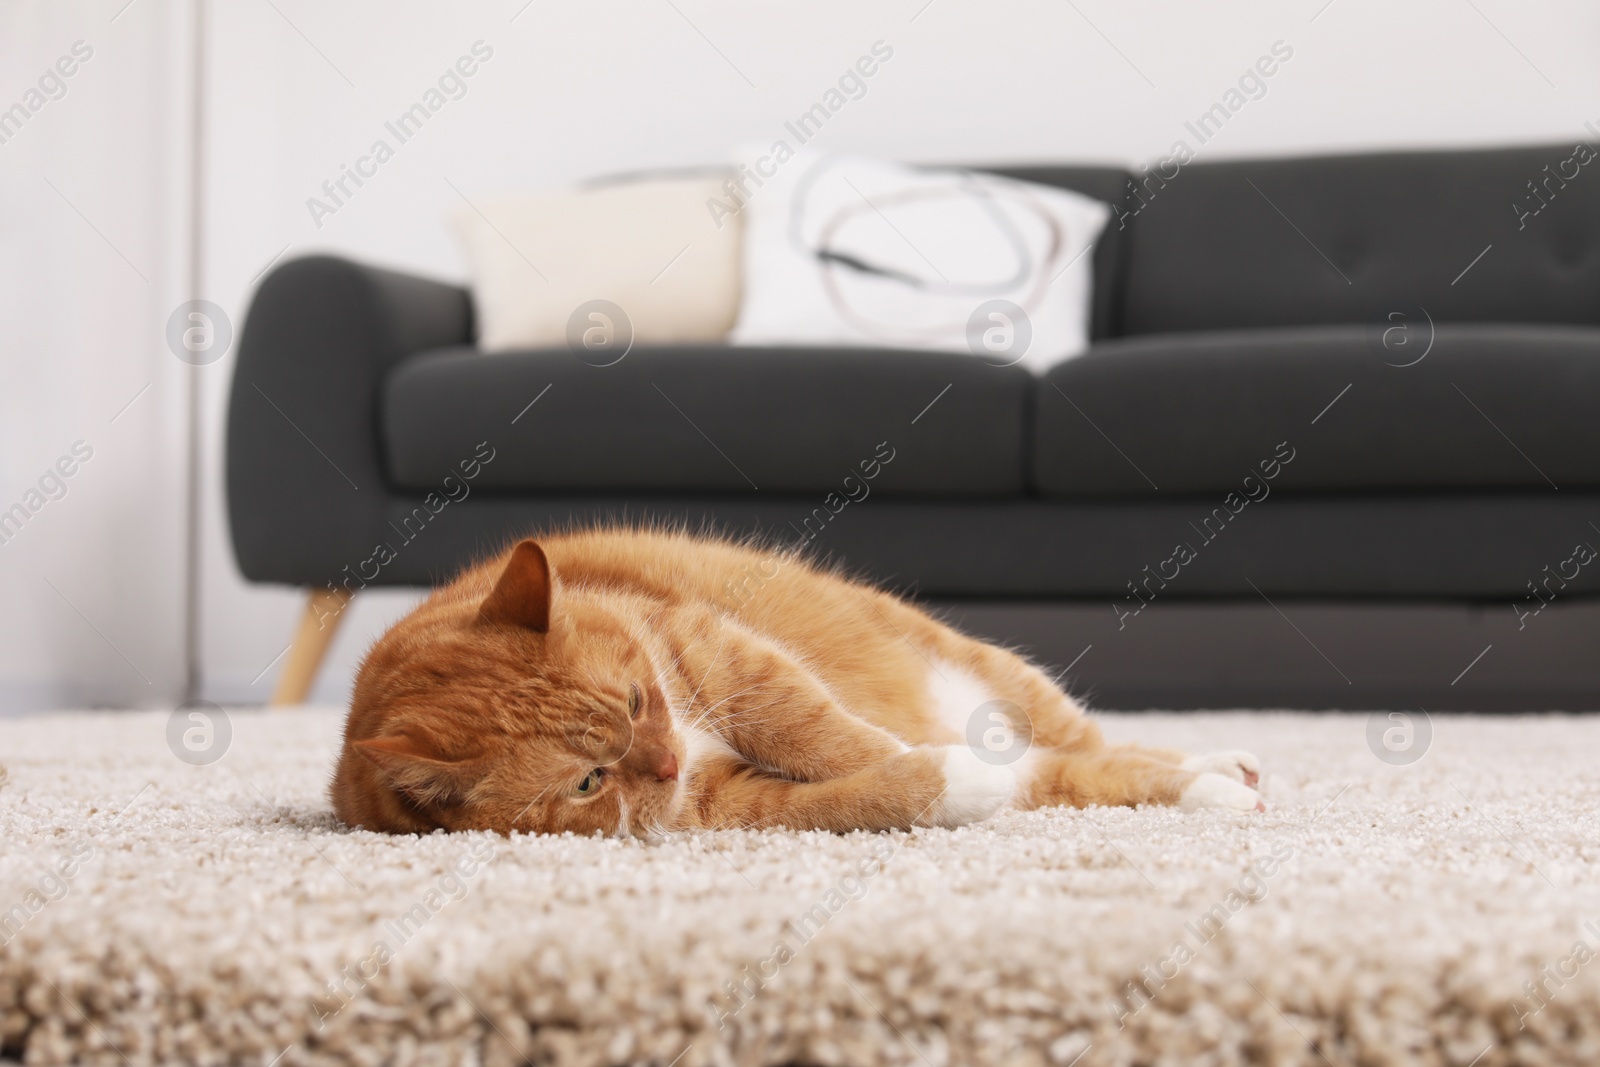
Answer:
[331,540,686,837]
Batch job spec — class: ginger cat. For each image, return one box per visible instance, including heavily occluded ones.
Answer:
[332,528,1264,836]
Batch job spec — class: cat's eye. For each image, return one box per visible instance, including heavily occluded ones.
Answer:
[575,769,603,796]
[628,683,641,719]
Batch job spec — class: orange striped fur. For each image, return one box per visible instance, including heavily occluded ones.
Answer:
[332,527,1262,835]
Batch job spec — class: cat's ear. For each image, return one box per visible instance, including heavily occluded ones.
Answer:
[478,539,551,632]
[353,732,480,806]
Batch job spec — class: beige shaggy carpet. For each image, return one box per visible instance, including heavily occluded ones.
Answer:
[2,708,1598,1067]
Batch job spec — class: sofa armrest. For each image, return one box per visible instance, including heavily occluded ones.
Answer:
[226,255,473,585]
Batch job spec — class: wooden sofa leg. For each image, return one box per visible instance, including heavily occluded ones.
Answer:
[271,587,352,706]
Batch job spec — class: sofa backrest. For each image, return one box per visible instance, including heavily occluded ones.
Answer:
[1112,142,1600,336]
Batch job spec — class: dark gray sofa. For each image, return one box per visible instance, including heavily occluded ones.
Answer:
[227,143,1600,710]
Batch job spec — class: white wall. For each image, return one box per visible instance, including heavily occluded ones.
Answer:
[0,1,192,711]
[6,0,1598,709]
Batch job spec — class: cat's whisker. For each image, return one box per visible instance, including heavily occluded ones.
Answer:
[512,778,568,825]
[686,683,771,726]
[694,709,770,733]
[689,705,749,730]
[637,815,672,843]
[614,794,632,839]
[692,698,780,728]
[697,683,767,712]
[680,623,732,715]
[694,696,784,733]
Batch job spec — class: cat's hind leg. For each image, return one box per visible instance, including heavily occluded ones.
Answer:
[1111,744,1263,789]
[881,599,1268,792]
[1179,750,1262,789]
[1021,745,1264,812]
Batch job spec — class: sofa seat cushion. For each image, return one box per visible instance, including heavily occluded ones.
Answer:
[1034,324,1600,496]
[382,344,1031,495]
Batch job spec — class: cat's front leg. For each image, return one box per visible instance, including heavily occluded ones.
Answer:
[681,745,1015,832]
[668,620,911,782]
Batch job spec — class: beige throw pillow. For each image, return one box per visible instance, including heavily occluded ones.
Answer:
[452,175,742,352]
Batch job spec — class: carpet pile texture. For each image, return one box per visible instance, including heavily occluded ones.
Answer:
[1,708,1597,1066]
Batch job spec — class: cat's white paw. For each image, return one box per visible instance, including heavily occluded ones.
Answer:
[1181,750,1261,789]
[1179,772,1265,813]
[926,746,1016,827]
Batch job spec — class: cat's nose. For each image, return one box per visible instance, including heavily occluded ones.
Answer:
[653,751,679,782]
